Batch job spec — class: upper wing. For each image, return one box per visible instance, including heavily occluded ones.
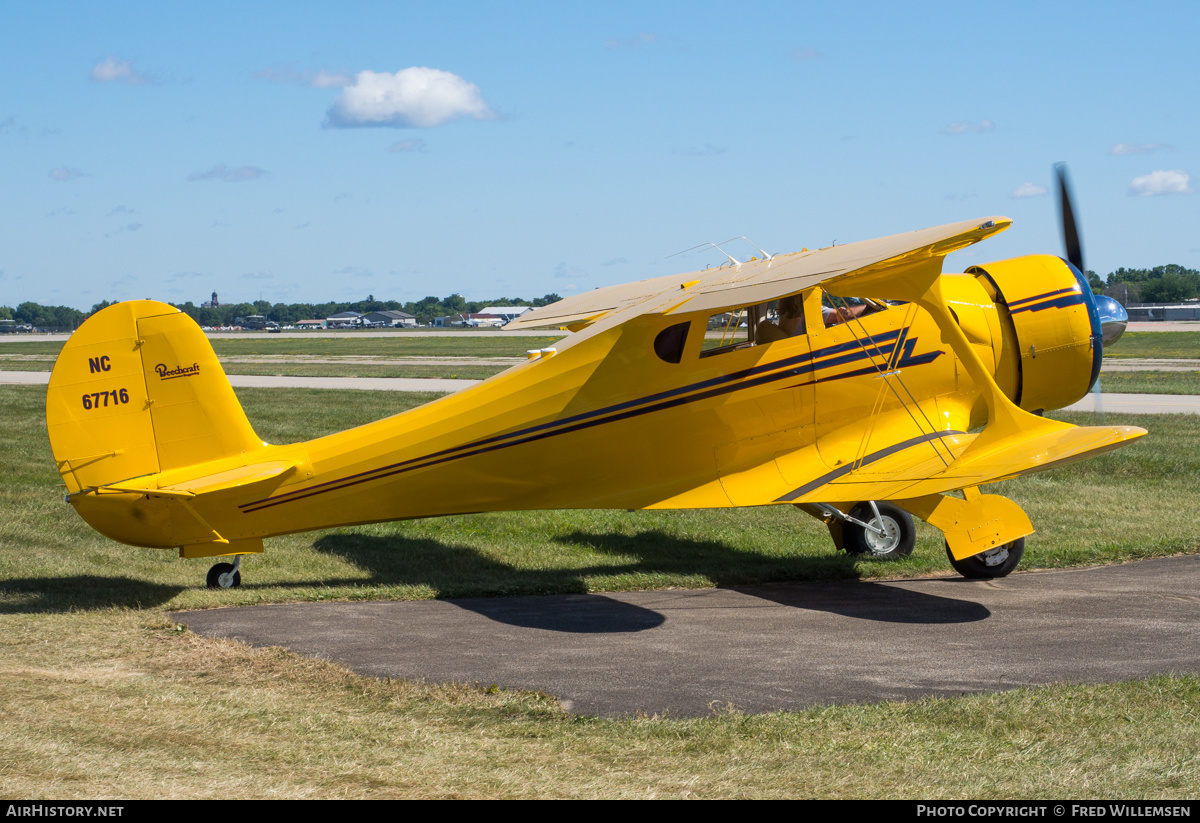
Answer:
[505,216,1011,330]
[502,272,685,330]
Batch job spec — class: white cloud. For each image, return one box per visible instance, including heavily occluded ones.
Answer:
[1010,183,1048,199]
[90,57,148,85]
[187,164,268,182]
[49,167,86,182]
[790,46,824,61]
[1128,169,1194,196]
[940,119,994,135]
[324,68,495,129]
[605,32,656,50]
[1111,142,1171,156]
[386,138,427,153]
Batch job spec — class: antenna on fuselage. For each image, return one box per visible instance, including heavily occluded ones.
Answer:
[716,236,774,262]
[667,242,742,267]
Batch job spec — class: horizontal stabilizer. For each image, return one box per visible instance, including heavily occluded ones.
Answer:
[78,460,299,500]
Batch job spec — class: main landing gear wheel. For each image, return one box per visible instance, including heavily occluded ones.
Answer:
[843,502,915,560]
[945,538,1025,579]
[206,560,242,589]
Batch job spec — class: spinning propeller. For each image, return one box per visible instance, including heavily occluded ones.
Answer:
[1055,163,1128,421]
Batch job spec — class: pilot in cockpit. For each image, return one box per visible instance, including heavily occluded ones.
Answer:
[777,292,871,336]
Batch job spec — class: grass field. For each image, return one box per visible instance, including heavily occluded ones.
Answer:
[0,335,565,359]
[1097,371,1200,395]
[0,383,1197,797]
[1105,331,1200,359]
[6,331,1200,390]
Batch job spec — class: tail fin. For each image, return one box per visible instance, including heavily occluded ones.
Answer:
[47,300,262,494]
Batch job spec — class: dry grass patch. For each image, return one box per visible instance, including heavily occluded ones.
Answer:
[0,610,1197,798]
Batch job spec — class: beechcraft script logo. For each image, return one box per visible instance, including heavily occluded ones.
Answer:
[154,363,201,380]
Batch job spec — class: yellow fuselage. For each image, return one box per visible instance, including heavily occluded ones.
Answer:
[58,254,1102,557]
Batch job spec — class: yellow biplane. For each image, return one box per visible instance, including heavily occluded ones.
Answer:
[46,171,1144,588]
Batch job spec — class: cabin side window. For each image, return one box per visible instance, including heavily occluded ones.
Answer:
[701,300,787,358]
[653,321,691,364]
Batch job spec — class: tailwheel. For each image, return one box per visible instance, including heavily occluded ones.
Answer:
[945,538,1024,579]
[206,556,243,589]
[843,502,915,560]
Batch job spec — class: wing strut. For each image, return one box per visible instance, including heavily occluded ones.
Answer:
[836,256,1075,463]
[826,293,955,469]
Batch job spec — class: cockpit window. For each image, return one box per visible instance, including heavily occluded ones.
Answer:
[821,293,903,326]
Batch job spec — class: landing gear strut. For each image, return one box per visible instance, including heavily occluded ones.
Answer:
[804,501,916,560]
[842,501,916,559]
[206,555,243,589]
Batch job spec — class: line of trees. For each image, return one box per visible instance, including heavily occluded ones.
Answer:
[0,302,89,331]
[0,294,565,332]
[168,293,564,328]
[1095,265,1200,305]
[5,264,1200,332]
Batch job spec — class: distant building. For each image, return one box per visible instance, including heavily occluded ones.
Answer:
[436,312,504,328]
[295,319,325,329]
[362,310,417,328]
[326,311,363,327]
[234,315,268,329]
[478,306,533,323]
[201,291,220,308]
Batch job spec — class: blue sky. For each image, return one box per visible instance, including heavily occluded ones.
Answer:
[2,0,1197,311]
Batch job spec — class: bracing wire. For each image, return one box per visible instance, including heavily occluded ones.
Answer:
[827,293,955,468]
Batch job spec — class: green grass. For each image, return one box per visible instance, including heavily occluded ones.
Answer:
[1105,331,1200,359]
[222,362,508,380]
[1097,370,1200,395]
[0,340,63,355]
[1,386,1195,611]
[209,336,563,358]
[0,335,563,358]
[1,384,1197,798]
[0,358,508,379]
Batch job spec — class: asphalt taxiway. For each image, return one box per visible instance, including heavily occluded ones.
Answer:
[176,556,1200,718]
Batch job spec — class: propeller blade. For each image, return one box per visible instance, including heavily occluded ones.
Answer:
[1055,163,1085,274]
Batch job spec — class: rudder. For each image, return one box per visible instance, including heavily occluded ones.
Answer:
[47,300,262,494]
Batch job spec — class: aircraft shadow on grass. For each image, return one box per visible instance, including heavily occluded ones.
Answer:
[311,528,990,630]
[0,575,186,614]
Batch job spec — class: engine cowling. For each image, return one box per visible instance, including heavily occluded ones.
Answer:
[967,255,1102,413]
